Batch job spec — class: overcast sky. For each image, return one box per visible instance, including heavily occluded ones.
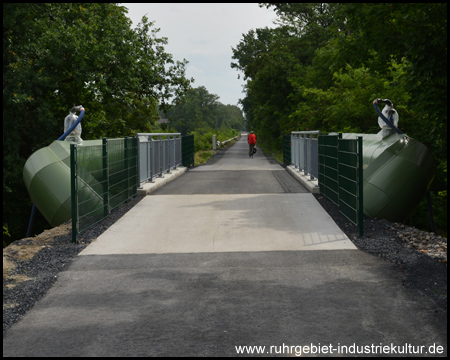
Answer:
[122,3,277,108]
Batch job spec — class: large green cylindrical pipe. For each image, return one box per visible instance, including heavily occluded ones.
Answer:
[342,133,436,222]
[23,140,103,227]
[362,138,435,222]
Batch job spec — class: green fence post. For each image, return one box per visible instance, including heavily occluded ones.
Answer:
[136,134,141,189]
[283,134,291,166]
[357,136,364,237]
[337,133,342,205]
[318,135,324,195]
[70,144,78,243]
[124,137,130,198]
[102,137,109,216]
[131,137,137,197]
[182,134,194,168]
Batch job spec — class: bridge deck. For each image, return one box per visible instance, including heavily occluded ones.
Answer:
[3,136,446,357]
[81,136,354,255]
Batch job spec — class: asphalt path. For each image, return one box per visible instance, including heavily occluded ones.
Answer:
[3,136,447,357]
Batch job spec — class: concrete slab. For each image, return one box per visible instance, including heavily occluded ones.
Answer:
[136,166,187,196]
[150,170,309,194]
[80,194,355,255]
[286,165,320,193]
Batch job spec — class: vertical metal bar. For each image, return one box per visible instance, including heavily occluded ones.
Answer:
[136,135,141,189]
[149,137,154,181]
[178,135,181,166]
[304,135,307,174]
[128,137,134,198]
[124,137,129,198]
[146,136,150,181]
[292,134,296,168]
[131,137,137,197]
[174,136,177,168]
[318,135,322,194]
[167,136,171,174]
[318,135,323,193]
[70,144,78,243]
[338,133,342,205]
[102,137,109,216]
[357,136,364,237]
[302,135,306,172]
[304,134,308,174]
[311,137,317,179]
[159,135,163,176]
[307,135,312,178]
[173,135,177,170]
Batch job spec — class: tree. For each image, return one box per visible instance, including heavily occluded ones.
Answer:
[231,4,338,147]
[335,3,447,233]
[165,86,244,135]
[3,3,193,243]
[231,3,446,234]
[336,4,447,144]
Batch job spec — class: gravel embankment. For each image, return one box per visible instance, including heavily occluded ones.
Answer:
[314,193,447,310]
[3,196,142,337]
[3,182,447,338]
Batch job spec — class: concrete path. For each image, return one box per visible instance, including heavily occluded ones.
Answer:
[80,194,354,255]
[3,136,447,357]
[81,136,354,254]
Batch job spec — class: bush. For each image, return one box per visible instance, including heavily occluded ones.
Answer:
[190,128,239,152]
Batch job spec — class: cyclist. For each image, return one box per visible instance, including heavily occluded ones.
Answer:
[247,131,257,157]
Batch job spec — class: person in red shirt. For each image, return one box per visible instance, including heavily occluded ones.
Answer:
[247,131,257,158]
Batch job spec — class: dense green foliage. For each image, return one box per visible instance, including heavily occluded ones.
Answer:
[191,128,240,166]
[3,4,193,244]
[163,86,245,136]
[190,128,240,153]
[232,3,447,235]
[162,85,244,158]
[3,3,446,243]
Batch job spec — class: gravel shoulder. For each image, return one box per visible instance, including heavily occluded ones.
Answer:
[3,170,447,337]
[313,193,447,311]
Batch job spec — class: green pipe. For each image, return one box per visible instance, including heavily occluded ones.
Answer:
[341,132,436,222]
[23,138,131,228]
[23,140,103,227]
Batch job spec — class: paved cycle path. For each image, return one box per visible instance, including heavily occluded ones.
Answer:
[3,136,446,357]
[80,136,354,254]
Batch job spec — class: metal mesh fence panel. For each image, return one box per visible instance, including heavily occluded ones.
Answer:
[318,134,364,236]
[70,137,137,242]
[282,135,291,166]
[318,134,340,206]
[182,135,195,168]
[108,137,137,210]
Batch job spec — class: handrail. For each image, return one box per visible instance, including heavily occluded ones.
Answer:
[291,130,321,135]
[291,130,321,180]
[136,133,182,185]
[137,133,181,137]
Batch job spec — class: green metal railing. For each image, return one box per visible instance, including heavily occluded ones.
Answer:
[318,134,364,237]
[182,134,195,168]
[70,137,137,242]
